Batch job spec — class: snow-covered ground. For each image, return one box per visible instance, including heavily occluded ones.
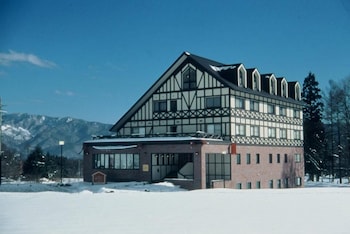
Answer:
[1,178,349,234]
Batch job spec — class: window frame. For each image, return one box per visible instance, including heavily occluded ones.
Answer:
[250,100,259,112]
[153,100,167,113]
[235,98,245,109]
[182,67,197,91]
[236,124,246,136]
[206,96,221,109]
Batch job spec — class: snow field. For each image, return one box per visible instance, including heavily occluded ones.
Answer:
[1,181,350,234]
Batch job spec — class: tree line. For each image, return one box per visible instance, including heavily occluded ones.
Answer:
[0,144,82,183]
[303,73,350,182]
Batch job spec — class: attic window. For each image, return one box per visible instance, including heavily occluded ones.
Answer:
[295,84,301,101]
[182,67,197,90]
[253,73,259,90]
[270,77,276,95]
[281,80,288,97]
[238,70,244,87]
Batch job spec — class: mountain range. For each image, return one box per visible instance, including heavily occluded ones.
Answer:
[1,113,112,158]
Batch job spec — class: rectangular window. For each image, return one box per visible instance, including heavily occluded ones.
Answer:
[246,182,252,189]
[250,125,260,137]
[267,104,275,114]
[296,177,302,186]
[236,124,246,136]
[206,96,221,108]
[126,154,133,169]
[280,106,287,116]
[207,124,221,136]
[269,154,273,163]
[170,100,177,112]
[183,68,197,90]
[235,98,245,109]
[250,100,259,112]
[284,154,288,163]
[109,154,114,169]
[236,154,241,165]
[256,181,261,189]
[206,153,231,183]
[114,154,120,169]
[170,125,177,133]
[256,154,260,164]
[246,153,251,164]
[120,154,127,169]
[268,127,276,138]
[133,154,140,169]
[269,180,274,188]
[277,154,280,163]
[294,109,300,118]
[236,183,242,189]
[295,154,301,163]
[280,129,287,139]
[284,178,289,188]
[94,153,140,170]
[153,100,167,112]
[277,179,282,188]
[294,130,301,140]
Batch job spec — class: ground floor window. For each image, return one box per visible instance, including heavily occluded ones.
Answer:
[296,177,302,186]
[256,181,261,189]
[206,153,231,187]
[93,153,139,170]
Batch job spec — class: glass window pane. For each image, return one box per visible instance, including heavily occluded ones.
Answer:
[115,154,120,169]
[134,154,139,169]
[126,154,133,169]
[121,154,127,169]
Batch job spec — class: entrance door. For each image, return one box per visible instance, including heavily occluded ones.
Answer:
[152,154,167,181]
[152,153,193,182]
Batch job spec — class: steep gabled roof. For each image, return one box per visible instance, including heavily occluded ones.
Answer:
[110,52,302,132]
[110,52,190,132]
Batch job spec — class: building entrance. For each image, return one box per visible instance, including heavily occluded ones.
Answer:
[151,153,193,181]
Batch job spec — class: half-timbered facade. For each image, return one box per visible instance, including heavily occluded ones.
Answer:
[83,52,304,189]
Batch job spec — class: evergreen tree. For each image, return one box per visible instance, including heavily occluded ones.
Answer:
[302,72,325,180]
[23,146,46,180]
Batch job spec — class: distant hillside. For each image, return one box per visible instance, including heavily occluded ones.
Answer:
[1,113,112,158]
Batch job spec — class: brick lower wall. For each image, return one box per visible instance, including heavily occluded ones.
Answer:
[230,145,304,189]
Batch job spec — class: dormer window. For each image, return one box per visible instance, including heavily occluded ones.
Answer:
[239,70,244,87]
[253,73,259,90]
[270,77,277,95]
[238,67,246,87]
[281,80,288,97]
[295,83,301,100]
[182,67,197,90]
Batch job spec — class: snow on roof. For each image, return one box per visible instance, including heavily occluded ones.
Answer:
[85,136,224,144]
[93,145,138,150]
[210,64,236,72]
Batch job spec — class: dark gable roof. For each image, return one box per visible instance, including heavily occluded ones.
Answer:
[110,52,302,132]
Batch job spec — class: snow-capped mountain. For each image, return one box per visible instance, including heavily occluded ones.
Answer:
[1,113,112,158]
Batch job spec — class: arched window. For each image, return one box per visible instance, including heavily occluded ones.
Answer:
[281,79,288,97]
[253,72,260,91]
[239,69,244,87]
[238,66,246,88]
[270,76,277,95]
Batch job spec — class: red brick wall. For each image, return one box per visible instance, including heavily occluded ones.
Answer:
[230,145,304,189]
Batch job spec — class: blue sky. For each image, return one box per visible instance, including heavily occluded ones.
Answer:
[0,0,349,124]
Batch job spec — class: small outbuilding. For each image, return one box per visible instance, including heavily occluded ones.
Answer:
[92,171,107,185]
